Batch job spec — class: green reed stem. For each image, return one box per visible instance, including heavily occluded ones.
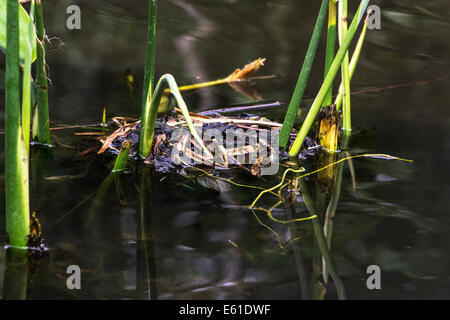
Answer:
[323,0,337,107]
[139,74,209,158]
[5,0,30,248]
[33,0,51,144]
[288,0,370,156]
[279,0,329,149]
[21,0,35,153]
[338,0,351,132]
[141,0,157,126]
[335,18,368,110]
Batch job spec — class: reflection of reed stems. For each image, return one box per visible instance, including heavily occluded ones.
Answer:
[322,131,351,283]
[299,179,346,300]
[284,171,309,299]
[3,249,28,300]
[137,167,158,299]
[322,155,345,283]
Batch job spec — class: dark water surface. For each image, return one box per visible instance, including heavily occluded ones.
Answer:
[1,0,449,299]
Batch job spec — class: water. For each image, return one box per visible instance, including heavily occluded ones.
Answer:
[0,0,449,299]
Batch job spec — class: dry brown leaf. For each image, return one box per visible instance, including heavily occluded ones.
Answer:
[225,58,266,82]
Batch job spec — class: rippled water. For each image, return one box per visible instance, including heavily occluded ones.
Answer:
[0,0,449,299]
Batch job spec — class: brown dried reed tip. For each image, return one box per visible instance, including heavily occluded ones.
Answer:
[225,58,266,82]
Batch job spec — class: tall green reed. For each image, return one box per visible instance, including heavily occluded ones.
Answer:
[21,0,35,152]
[323,0,337,107]
[338,0,351,132]
[279,0,329,149]
[335,16,368,110]
[4,0,35,248]
[32,0,51,144]
[136,0,207,162]
[288,0,370,156]
[139,0,158,158]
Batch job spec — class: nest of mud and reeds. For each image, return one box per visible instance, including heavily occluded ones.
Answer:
[97,110,319,175]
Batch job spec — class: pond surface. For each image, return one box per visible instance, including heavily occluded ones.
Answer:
[0,0,449,299]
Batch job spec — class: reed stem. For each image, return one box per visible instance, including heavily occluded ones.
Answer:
[338,0,351,132]
[5,0,30,248]
[279,0,329,148]
[288,0,370,156]
[323,0,337,107]
[335,17,368,109]
[21,0,35,152]
[141,0,157,126]
[138,74,209,158]
[33,0,51,144]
